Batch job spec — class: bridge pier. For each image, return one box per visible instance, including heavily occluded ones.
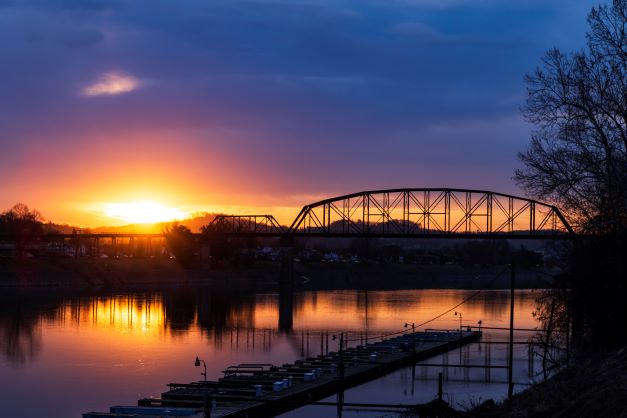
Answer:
[278,287,293,334]
[279,243,294,286]
[278,237,294,333]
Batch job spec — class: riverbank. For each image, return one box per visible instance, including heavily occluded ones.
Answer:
[399,348,627,417]
[0,257,276,290]
[480,347,627,417]
[0,257,555,290]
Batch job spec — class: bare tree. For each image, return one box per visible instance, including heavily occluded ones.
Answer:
[0,203,45,256]
[516,0,627,233]
[164,223,199,268]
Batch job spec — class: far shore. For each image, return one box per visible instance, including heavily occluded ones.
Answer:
[0,257,557,291]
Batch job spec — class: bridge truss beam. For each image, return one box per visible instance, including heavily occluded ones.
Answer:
[207,215,286,235]
[287,188,573,238]
[7,190,574,241]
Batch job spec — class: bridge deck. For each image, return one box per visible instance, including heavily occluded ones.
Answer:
[5,231,575,240]
[83,330,481,418]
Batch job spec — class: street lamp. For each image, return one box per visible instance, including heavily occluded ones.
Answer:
[454,311,462,335]
[404,322,416,354]
[195,356,207,382]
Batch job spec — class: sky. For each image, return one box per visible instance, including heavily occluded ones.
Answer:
[0,0,601,227]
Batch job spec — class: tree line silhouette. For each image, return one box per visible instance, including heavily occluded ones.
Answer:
[0,203,45,256]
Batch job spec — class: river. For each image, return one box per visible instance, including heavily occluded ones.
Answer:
[0,287,543,417]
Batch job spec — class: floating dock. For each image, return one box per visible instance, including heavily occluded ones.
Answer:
[84,330,480,418]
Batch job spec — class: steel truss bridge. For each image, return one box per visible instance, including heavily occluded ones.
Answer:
[1,188,574,242]
[208,188,574,239]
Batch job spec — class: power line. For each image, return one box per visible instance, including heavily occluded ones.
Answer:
[344,266,510,343]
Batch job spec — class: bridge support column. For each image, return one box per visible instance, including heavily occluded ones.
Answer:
[278,236,294,333]
[279,235,295,284]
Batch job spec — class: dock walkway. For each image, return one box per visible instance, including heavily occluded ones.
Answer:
[84,330,480,418]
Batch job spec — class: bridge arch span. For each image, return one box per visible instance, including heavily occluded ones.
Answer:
[288,188,573,238]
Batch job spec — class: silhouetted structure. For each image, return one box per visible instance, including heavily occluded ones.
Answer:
[202,189,574,239]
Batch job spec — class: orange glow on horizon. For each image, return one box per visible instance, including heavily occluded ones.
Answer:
[103,201,188,224]
[2,128,312,228]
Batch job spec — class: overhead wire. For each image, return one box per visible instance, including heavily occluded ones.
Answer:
[342,265,511,344]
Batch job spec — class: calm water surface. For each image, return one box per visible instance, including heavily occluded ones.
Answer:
[0,287,541,417]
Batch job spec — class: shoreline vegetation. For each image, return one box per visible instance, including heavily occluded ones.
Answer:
[406,347,627,418]
[0,257,555,291]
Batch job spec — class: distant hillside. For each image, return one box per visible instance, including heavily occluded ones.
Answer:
[43,222,75,234]
[180,213,219,232]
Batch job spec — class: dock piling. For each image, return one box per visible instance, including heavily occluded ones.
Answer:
[203,393,210,418]
[508,260,515,399]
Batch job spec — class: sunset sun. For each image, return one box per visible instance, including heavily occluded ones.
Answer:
[104,201,188,224]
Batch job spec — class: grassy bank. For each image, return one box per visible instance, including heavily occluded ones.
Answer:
[398,348,627,418]
[468,348,627,417]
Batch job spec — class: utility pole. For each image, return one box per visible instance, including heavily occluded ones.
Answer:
[508,260,515,400]
[405,322,416,355]
[455,311,463,336]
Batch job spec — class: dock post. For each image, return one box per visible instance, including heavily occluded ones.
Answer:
[508,260,515,399]
[339,333,345,381]
[203,393,211,418]
[411,363,416,395]
[528,342,534,377]
[484,340,489,381]
[337,389,345,418]
[326,331,329,354]
[321,331,324,355]
[438,372,443,401]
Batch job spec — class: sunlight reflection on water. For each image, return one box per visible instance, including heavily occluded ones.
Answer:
[0,288,540,418]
